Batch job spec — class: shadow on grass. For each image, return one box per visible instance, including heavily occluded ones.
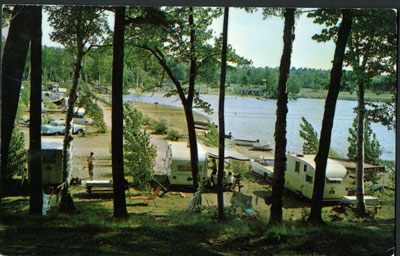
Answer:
[0,197,394,256]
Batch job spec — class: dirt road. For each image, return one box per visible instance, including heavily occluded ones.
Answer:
[70,100,168,180]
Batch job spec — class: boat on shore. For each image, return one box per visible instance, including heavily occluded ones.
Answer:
[251,143,273,151]
[194,120,209,127]
[233,139,259,147]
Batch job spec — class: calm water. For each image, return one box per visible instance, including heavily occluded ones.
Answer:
[124,93,395,161]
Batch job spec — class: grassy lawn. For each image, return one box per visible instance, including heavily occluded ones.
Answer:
[5,85,394,255]
[128,101,209,134]
[297,88,394,103]
[0,189,394,256]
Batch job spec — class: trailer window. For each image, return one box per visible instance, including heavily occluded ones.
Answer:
[295,161,300,173]
[326,178,341,184]
[42,153,56,164]
[177,165,191,172]
[303,165,307,172]
[306,175,313,183]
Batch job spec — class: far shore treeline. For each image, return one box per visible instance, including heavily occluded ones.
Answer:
[17,46,394,101]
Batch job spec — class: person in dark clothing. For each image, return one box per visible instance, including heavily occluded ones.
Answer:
[209,158,217,187]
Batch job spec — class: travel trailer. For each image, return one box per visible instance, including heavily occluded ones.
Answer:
[284,154,350,201]
[39,138,71,188]
[164,142,233,187]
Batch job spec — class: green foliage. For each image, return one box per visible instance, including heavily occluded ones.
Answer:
[230,159,250,176]
[6,127,27,180]
[45,6,109,51]
[77,87,106,133]
[299,117,319,154]
[20,82,30,107]
[123,104,156,188]
[347,116,383,166]
[202,122,219,147]
[227,66,332,98]
[152,119,168,134]
[299,117,341,158]
[166,128,181,141]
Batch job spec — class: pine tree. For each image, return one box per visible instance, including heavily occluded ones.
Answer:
[347,116,383,183]
[299,117,319,154]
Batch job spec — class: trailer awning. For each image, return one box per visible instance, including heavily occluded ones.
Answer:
[207,149,250,162]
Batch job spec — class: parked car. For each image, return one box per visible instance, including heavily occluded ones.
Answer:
[41,120,85,135]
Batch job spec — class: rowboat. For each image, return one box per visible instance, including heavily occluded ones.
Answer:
[194,120,208,127]
[251,143,272,151]
[233,139,259,147]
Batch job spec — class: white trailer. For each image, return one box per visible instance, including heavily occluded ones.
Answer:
[284,154,350,201]
[39,138,72,187]
[165,142,233,187]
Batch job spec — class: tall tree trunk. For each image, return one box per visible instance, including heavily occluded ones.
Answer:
[187,7,200,192]
[1,6,35,198]
[217,7,229,221]
[269,8,295,226]
[308,9,353,225]
[183,104,200,192]
[29,6,43,215]
[59,42,84,214]
[112,6,128,219]
[150,53,200,192]
[356,80,366,216]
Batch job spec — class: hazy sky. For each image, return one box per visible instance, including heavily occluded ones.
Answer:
[210,8,336,69]
[22,7,336,70]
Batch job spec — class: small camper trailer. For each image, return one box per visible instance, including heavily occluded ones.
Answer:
[165,142,233,187]
[165,142,209,186]
[40,138,70,187]
[284,154,350,201]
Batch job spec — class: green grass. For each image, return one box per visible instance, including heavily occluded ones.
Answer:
[297,88,394,103]
[0,193,394,256]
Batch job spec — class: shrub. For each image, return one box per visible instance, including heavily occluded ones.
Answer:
[202,121,219,147]
[152,119,168,134]
[123,104,157,188]
[6,128,27,180]
[77,91,107,133]
[166,128,181,141]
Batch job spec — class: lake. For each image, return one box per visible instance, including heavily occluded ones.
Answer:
[124,93,395,161]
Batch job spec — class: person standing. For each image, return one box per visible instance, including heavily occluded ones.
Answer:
[209,158,217,187]
[87,152,95,180]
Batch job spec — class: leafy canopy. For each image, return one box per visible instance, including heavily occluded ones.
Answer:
[45,6,110,53]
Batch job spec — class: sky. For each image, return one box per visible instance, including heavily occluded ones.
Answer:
[4,7,336,70]
[209,8,336,69]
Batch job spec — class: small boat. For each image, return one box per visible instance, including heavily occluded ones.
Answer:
[233,139,259,147]
[194,120,208,127]
[251,143,273,151]
[195,125,209,131]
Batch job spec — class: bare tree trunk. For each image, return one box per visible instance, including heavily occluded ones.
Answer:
[112,6,128,219]
[29,6,43,215]
[356,80,366,216]
[59,42,83,213]
[308,9,352,225]
[187,7,200,193]
[269,8,295,226]
[1,6,35,199]
[217,7,229,221]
